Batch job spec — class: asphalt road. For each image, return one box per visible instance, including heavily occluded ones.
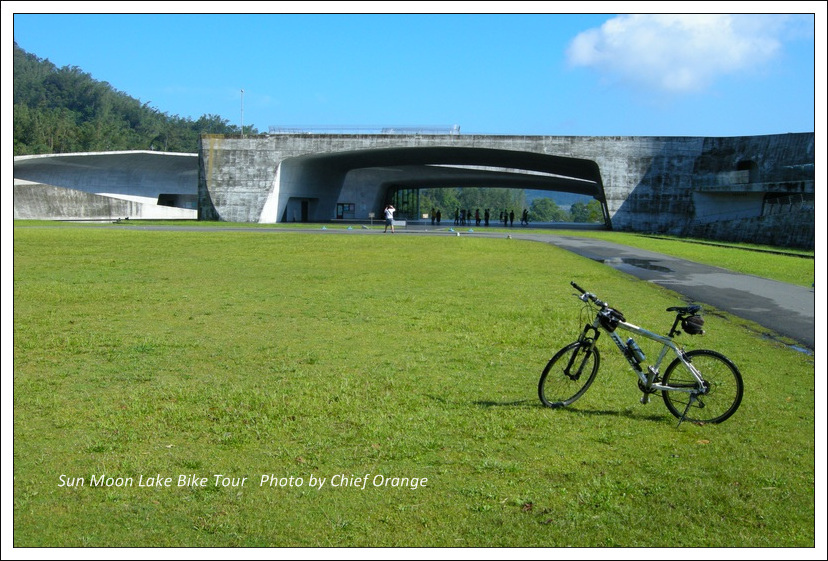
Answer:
[507,232,816,351]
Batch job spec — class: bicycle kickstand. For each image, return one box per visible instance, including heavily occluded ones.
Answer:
[676,394,699,428]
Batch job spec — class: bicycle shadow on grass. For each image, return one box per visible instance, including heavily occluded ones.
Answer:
[472,399,537,408]
[426,394,537,408]
[428,395,670,424]
[472,398,669,424]
[552,406,668,424]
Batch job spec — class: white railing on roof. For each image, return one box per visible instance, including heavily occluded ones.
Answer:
[267,125,460,135]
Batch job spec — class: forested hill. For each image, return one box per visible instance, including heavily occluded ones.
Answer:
[13,41,256,156]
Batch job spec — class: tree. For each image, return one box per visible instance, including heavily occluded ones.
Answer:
[419,187,526,222]
[530,198,569,222]
[13,41,259,155]
[420,188,461,219]
[586,200,604,222]
[570,200,604,223]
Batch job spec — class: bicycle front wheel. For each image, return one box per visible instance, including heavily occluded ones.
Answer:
[539,341,600,408]
[661,349,743,424]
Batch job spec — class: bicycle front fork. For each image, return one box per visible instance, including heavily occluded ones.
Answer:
[565,339,595,380]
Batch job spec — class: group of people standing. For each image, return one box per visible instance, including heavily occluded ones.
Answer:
[386,205,531,232]
[429,208,530,227]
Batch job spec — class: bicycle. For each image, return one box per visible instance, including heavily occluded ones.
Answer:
[538,281,743,426]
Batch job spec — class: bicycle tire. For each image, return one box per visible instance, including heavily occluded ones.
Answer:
[539,341,600,408]
[661,349,743,424]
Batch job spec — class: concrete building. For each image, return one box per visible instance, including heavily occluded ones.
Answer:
[13,151,198,221]
[13,132,815,249]
[199,132,814,249]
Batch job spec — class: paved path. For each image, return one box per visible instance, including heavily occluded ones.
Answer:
[497,232,815,351]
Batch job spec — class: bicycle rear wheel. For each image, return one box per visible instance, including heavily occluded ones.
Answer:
[661,349,743,424]
[539,341,600,408]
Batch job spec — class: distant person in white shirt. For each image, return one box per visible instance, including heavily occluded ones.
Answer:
[384,204,396,233]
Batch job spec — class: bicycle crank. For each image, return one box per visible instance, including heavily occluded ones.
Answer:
[638,367,660,404]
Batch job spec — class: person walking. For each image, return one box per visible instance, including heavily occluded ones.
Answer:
[384,204,396,233]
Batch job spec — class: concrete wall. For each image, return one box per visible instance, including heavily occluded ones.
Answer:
[198,132,814,248]
[13,134,813,249]
[687,207,814,248]
[13,180,195,220]
[13,151,198,221]
[198,134,607,223]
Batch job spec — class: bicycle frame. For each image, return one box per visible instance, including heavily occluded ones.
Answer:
[578,313,704,396]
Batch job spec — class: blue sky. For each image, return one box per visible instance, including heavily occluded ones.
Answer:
[8,7,822,138]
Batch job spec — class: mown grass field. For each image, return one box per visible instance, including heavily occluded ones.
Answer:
[12,223,816,548]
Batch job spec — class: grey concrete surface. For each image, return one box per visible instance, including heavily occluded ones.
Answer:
[13,151,198,220]
[199,133,814,250]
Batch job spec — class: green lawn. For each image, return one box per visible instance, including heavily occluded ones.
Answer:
[13,224,816,547]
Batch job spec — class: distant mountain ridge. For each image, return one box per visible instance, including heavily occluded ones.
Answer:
[525,189,590,210]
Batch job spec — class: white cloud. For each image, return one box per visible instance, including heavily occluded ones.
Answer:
[567,14,803,94]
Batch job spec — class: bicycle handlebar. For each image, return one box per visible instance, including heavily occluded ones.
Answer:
[571,281,586,295]
[570,281,608,308]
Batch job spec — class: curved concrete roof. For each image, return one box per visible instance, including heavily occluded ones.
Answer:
[13,151,198,220]
[266,145,605,224]
[287,145,603,195]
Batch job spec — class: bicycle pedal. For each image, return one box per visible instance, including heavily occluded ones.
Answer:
[640,395,650,405]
